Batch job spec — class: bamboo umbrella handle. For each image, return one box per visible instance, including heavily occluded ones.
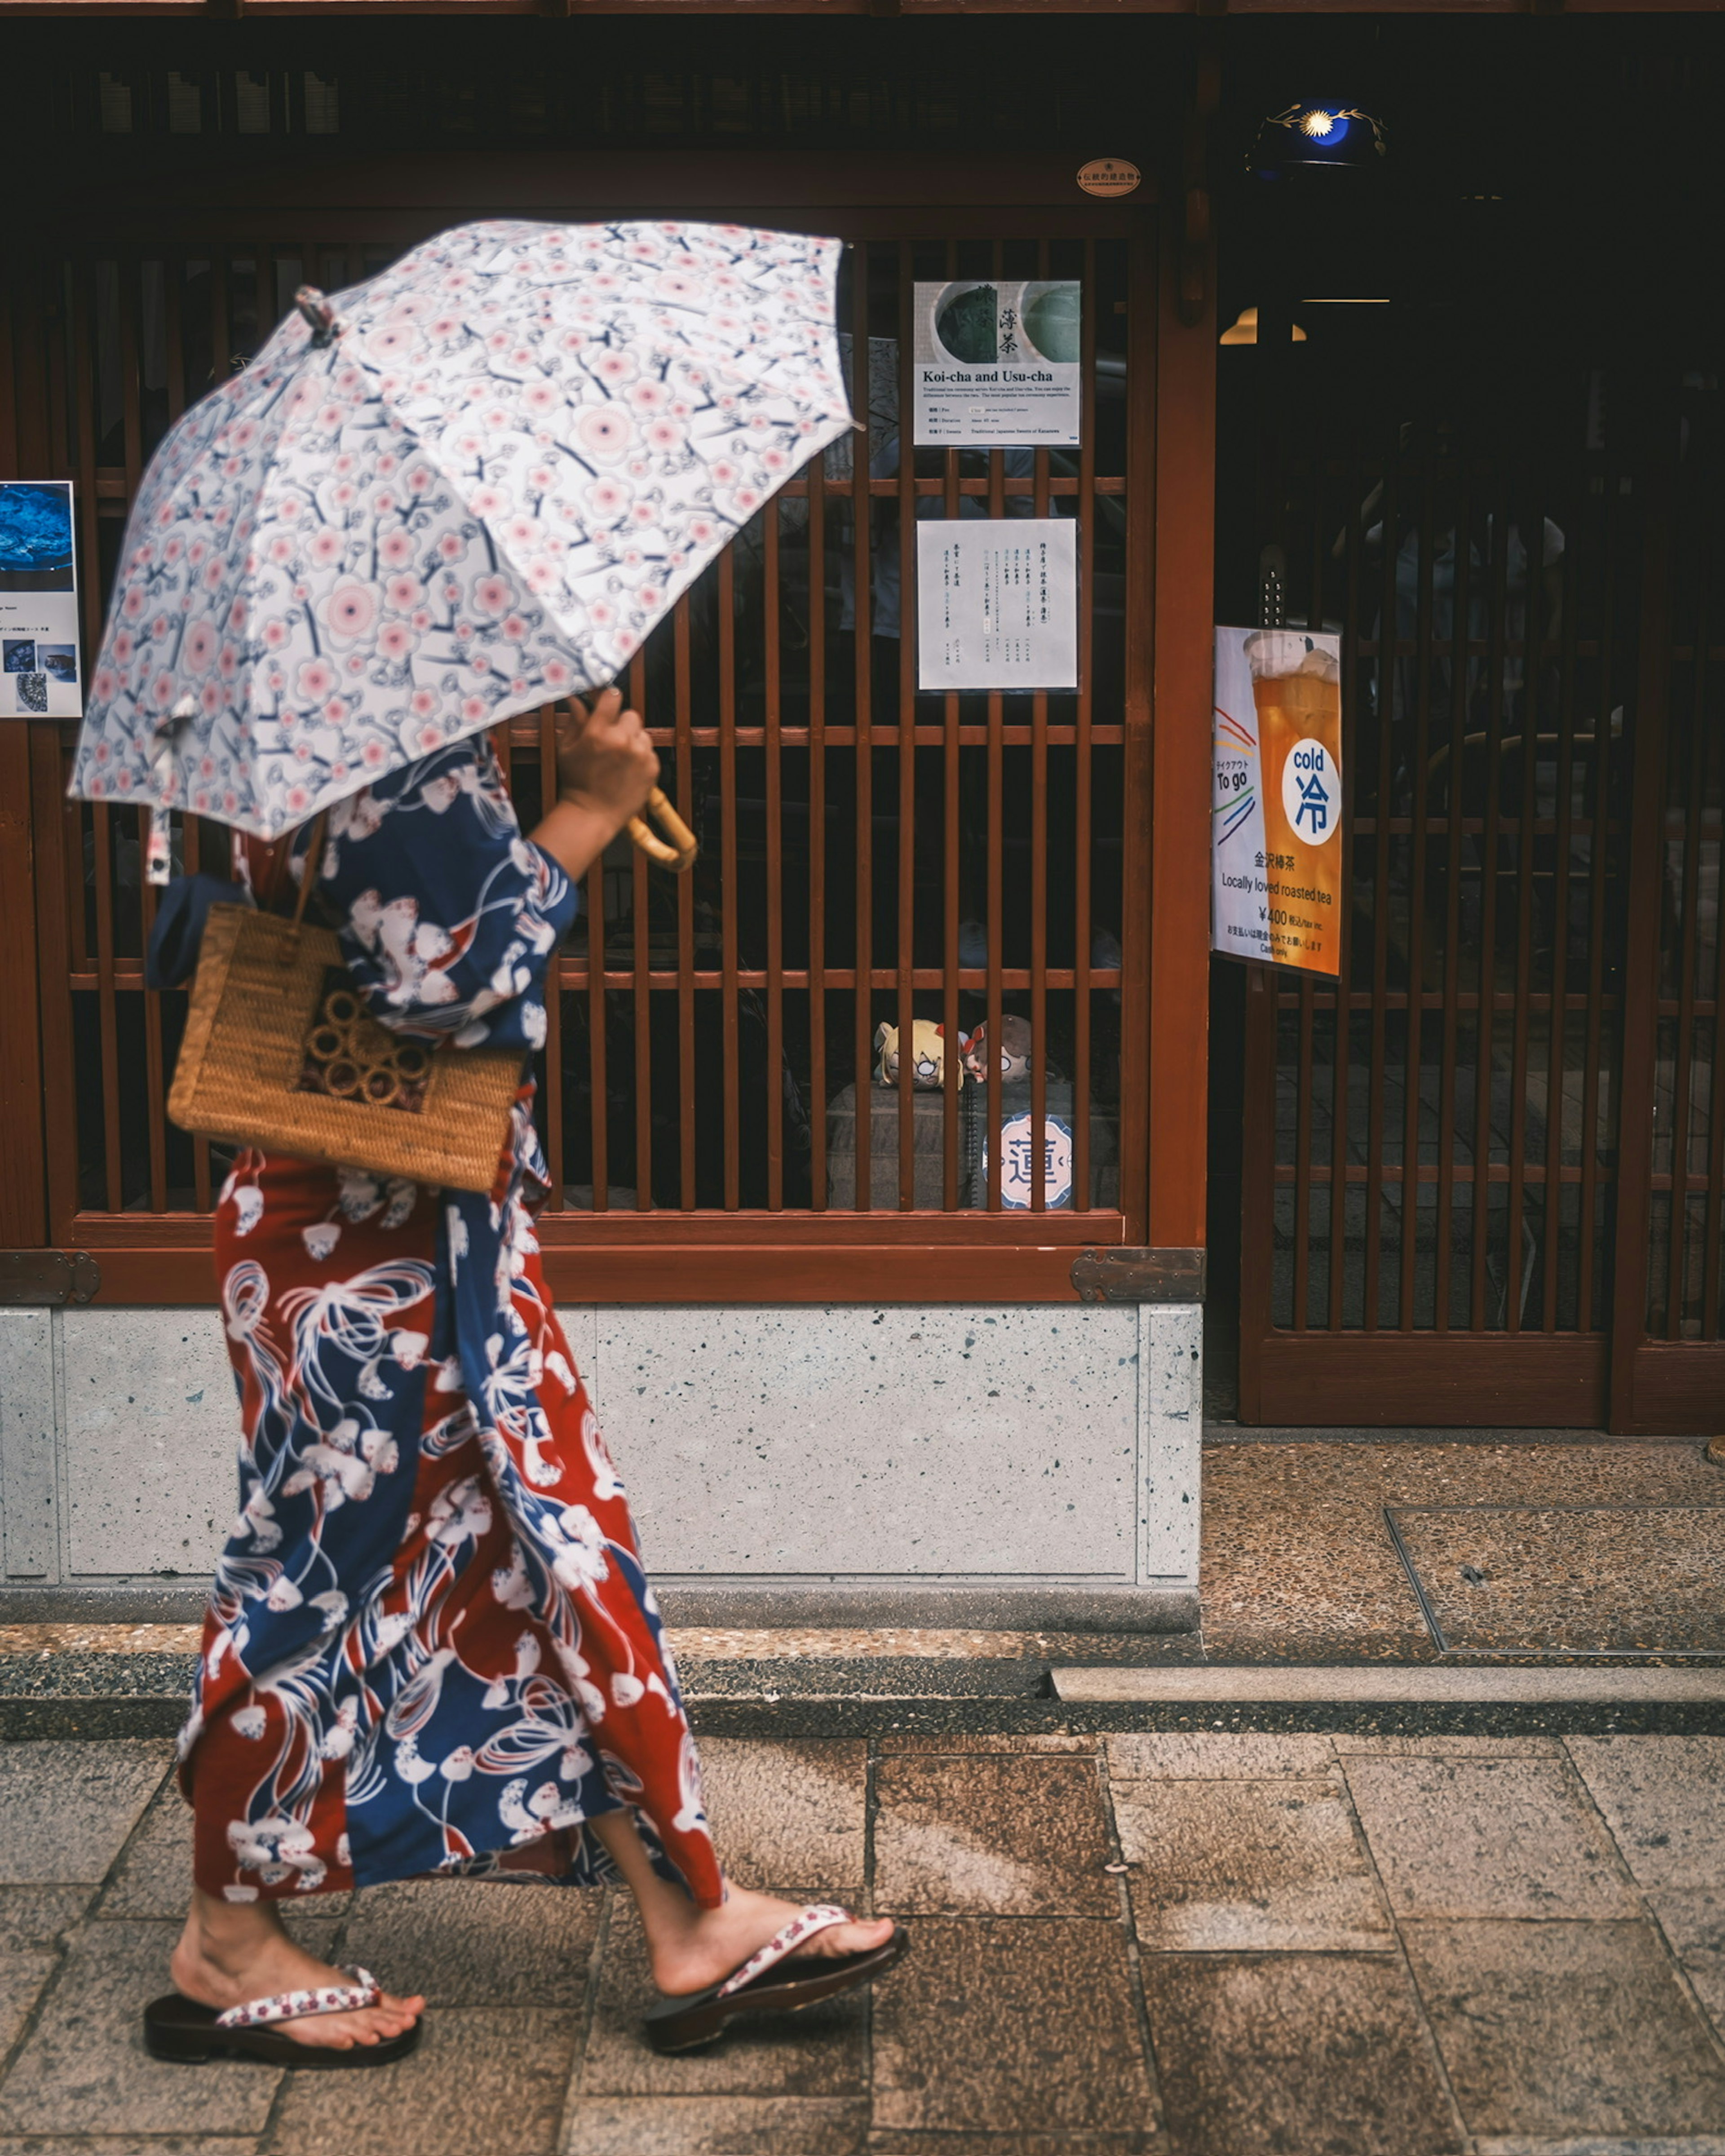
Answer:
[626,786,699,874]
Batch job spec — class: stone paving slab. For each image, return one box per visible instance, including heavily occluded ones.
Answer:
[867,2138,1163,2154]
[1114,1776,1393,1951]
[1140,1952,1464,2156]
[0,2143,260,2155]
[0,1747,170,1886]
[0,1890,94,1951]
[873,1754,1117,1917]
[1342,1756,1641,1920]
[1649,1886,1725,2036]
[1105,1732,1336,1778]
[335,1877,601,2008]
[871,1918,1152,2134]
[561,2097,870,2154]
[0,1722,1715,2148]
[1402,1919,1725,2139]
[265,2008,578,2156]
[694,1739,867,1895]
[0,1920,280,2137]
[1564,1736,1725,1893]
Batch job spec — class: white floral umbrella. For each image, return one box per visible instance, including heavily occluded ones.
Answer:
[69,219,851,839]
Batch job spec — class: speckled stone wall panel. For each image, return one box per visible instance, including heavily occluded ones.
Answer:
[58,1309,236,1580]
[6,1301,1197,1602]
[0,1313,54,1580]
[1141,1303,1201,1583]
[592,1306,1145,1581]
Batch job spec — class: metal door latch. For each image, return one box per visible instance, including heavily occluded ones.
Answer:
[0,1251,102,1306]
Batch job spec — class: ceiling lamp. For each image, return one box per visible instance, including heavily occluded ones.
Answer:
[1249,102,1387,181]
[1220,307,1309,347]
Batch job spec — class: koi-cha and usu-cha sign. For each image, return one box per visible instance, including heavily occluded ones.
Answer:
[1212,625,1344,977]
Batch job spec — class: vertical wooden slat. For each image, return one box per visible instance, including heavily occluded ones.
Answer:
[31,730,80,1243]
[895,240,916,1211]
[1609,398,1678,1428]
[538,706,565,1213]
[0,270,48,1248]
[163,250,186,425]
[807,455,828,1212]
[851,246,873,1212]
[1072,238,1095,1214]
[1329,432,1366,1332]
[765,495,785,1212]
[985,427,1005,1209]
[70,264,103,657]
[136,808,168,1213]
[1144,203,1209,1251]
[1397,456,1438,1328]
[1029,237,1051,1213]
[119,252,143,507]
[718,548,740,1211]
[1469,477,1513,1329]
[1292,429,1327,1328]
[1362,450,1398,1328]
[209,252,230,399]
[89,804,123,1213]
[1433,452,1474,1333]
[1504,474,1545,1333]
[1662,514,1711,1336]
[1575,473,1617,1334]
[674,600,696,1211]
[1542,475,1582,1331]
[940,239,960,1217]
[630,651,654,1211]
[584,802,608,1216]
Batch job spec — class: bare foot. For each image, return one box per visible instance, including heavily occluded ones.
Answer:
[648,1886,895,1999]
[171,1890,424,2052]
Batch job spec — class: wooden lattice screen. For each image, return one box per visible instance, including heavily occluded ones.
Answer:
[12,208,1165,1302]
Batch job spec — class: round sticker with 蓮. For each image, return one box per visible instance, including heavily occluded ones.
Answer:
[1077,158,1142,199]
[1280,737,1341,847]
[993,1113,1076,1210]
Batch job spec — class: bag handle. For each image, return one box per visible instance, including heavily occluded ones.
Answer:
[277,809,330,964]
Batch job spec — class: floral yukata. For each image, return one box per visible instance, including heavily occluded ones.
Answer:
[184,738,721,1909]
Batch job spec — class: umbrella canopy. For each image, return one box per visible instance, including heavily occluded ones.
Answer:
[70,219,851,839]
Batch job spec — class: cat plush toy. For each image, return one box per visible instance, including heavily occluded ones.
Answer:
[961,1015,1033,1084]
[874,1020,955,1088]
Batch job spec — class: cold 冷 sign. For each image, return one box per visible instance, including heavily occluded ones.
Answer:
[1211,625,1344,977]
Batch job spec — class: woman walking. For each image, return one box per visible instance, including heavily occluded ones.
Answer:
[149,690,902,2065]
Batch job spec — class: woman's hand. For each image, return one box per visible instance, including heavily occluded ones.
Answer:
[555,688,659,823]
[530,689,661,885]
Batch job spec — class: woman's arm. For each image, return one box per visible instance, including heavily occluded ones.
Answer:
[529,687,660,884]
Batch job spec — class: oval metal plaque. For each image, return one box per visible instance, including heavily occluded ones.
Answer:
[1077,158,1142,199]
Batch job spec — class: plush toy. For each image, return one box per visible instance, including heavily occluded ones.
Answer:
[961,1014,1033,1085]
[874,1020,954,1089]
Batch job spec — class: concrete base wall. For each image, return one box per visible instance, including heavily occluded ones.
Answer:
[0,1302,1201,1630]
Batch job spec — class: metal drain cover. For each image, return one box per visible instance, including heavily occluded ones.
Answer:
[1385,1505,1725,1657]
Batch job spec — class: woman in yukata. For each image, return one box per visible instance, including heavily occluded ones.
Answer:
[147,689,905,2067]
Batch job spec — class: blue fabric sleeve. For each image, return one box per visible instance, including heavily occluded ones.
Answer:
[315,739,577,1052]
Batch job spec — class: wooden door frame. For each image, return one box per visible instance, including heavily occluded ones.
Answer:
[9,148,1220,1307]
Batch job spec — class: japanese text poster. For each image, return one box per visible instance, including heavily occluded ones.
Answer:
[912,280,1082,447]
[0,483,81,718]
[1212,625,1344,975]
[916,520,1079,691]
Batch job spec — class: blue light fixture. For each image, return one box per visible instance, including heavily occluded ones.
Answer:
[1250,102,1387,181]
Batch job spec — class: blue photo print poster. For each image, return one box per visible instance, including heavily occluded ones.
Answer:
[0,482,80,717]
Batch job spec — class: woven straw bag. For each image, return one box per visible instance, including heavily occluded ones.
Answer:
[168,817,524,1193]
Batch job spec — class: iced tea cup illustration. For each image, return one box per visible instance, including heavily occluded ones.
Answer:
[1245,633,1343,873]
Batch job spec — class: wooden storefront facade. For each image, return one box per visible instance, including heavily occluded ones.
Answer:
[0,8,1717,1434]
